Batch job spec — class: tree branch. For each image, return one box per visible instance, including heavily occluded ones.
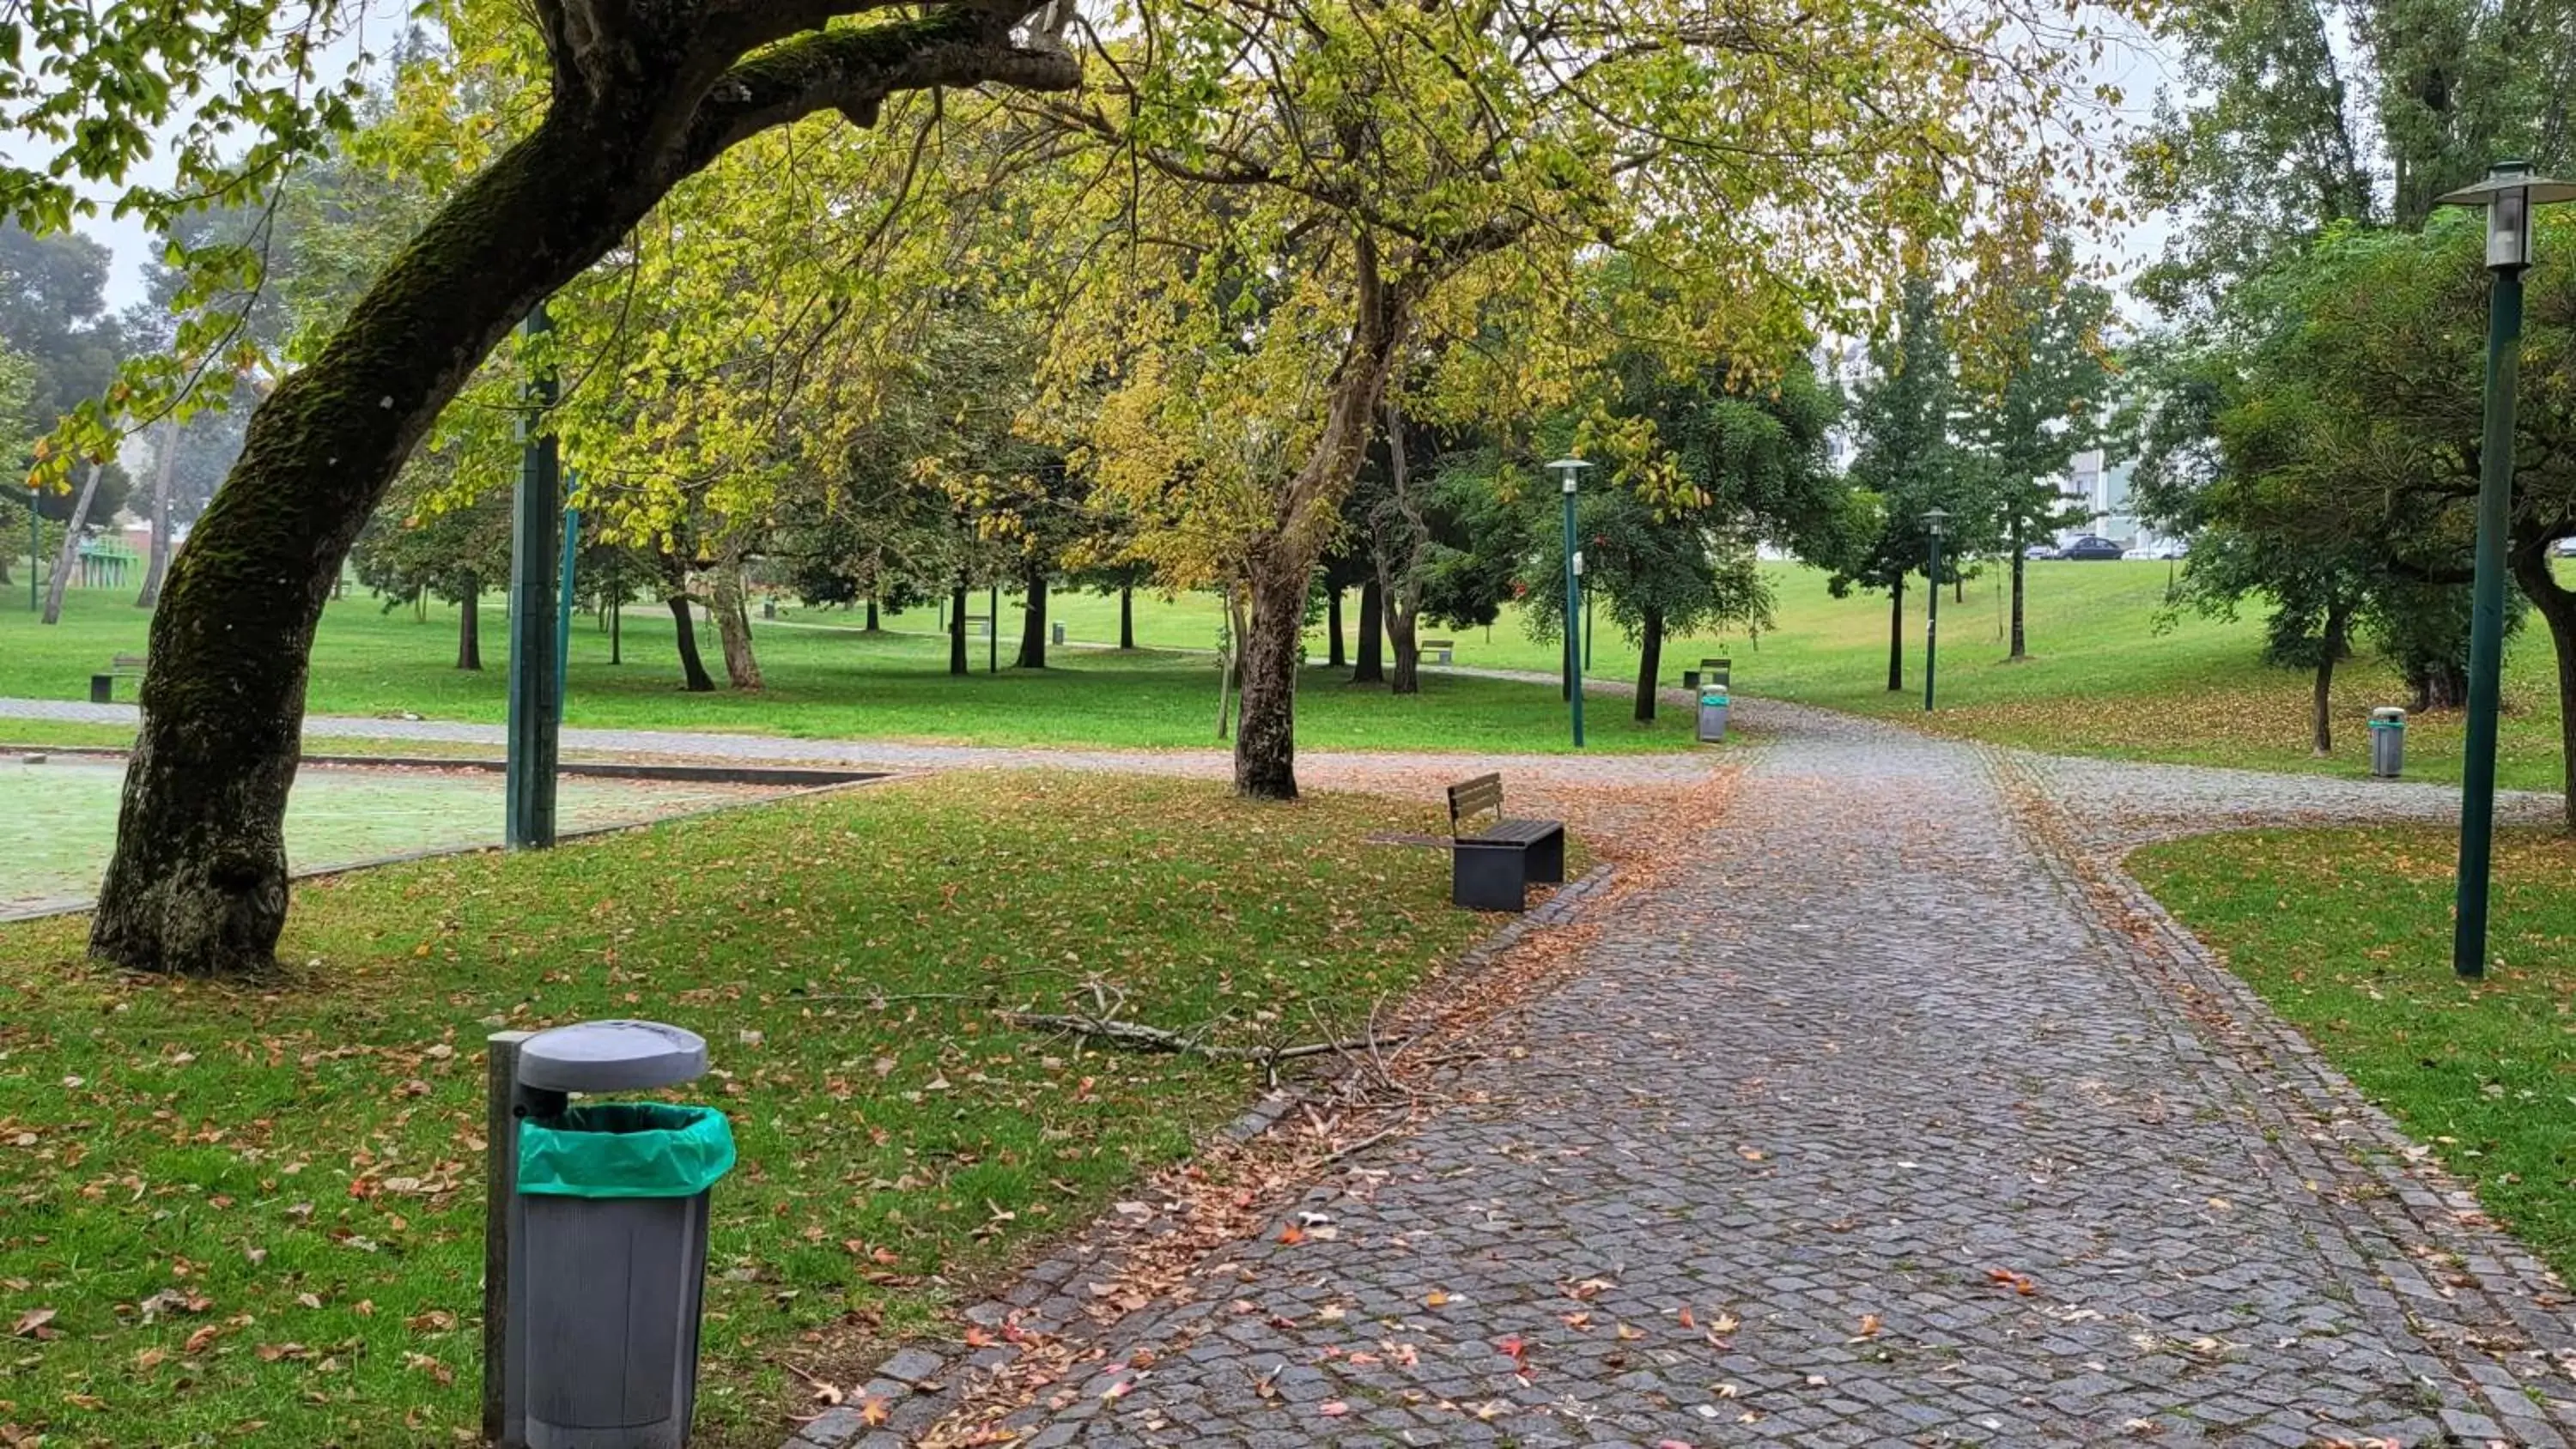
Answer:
[683,7,1081,171]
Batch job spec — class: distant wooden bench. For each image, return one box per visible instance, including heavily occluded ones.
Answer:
[89,652,146,704]
[1417,638,1455,666]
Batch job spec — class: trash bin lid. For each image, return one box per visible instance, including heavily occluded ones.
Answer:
[2371,706,2407,723]
[519,1020,710,1093]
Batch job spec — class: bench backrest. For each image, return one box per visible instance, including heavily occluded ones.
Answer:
[1448,773,1504,831]
[111,652,147,670]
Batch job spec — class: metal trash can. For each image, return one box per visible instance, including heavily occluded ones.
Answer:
[2369,706,2406,778]
[1052,621,1066,646]
[1697,688,1730,743]
[761,598,775,620]
[489,1022,732,1449]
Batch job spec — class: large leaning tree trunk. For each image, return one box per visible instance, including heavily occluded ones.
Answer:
[949,579,970,674]
[2510,542,2576,832]
[137,416,178,609]
[39,461,105,624]
[1231,244,1411,800]
[91,2,1080,974]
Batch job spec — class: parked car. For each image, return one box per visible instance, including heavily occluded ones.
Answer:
[2121,547,2155,560]
[2152,539,2191,561]
[2023,543,2058,561]
[2554,537,2576,558]
[2060,536,2124,561]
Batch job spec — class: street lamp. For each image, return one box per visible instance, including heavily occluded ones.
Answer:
[1549,458,1591,748]
[2438,160,2576,979]
[24,483,37,614]
[1921,507,1950,712]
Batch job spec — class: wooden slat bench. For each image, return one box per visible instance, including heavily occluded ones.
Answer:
[1443,773,1565,912]
[1417,638,1455,666]
[89,652,146,704]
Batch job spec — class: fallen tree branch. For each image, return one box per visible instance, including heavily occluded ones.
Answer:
[997,1009,1407,1065]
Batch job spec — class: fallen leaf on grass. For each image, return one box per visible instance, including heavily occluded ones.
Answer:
[8,1309,55,1339]
[184,1325,220,1355]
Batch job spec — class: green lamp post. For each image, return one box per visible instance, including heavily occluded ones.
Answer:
[2438,161,2576,979]
[1921,507,1949,712]
[1550,458,1591,747]
[505,302,562,850]
[24,483,37,614]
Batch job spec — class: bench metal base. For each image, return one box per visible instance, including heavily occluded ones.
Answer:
[1450,824,1567,911]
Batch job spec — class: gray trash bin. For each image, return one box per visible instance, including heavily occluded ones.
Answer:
[1052,621,1066,646]
[2370,706,2406,778]
[1698,688,1730,743]
[493,1022,732,1449]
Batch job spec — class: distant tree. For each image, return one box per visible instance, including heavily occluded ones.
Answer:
[1831,278,1980,692]
[349,450,513,670]
[1963,244,2116,660]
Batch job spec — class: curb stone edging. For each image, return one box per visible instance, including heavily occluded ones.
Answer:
[1994,749,2576,1446]
[780,862,1623,1449]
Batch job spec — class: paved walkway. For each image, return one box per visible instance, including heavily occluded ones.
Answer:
[861,702,2575,1448]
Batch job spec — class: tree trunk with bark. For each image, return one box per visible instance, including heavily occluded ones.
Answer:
[1325,586,1345,669]
[1118,585,1135,650]
[1886,578,1905,692]
[863,597,879,632]
[2008,524,2027,659]
[949,580,969,675]
[2510,546,2576,830]
[457,579,482,670]
[39,463,104,624]
[710,561,762,689]
[1015,567,1048,668]
[88,3,1080,974]
[137,417,178,609]
[2311,600,2353,755]
[1234,557,1306,797]
[1635,605,1663,723]
[1352,579,1384,683]
[1386,602,1419,694]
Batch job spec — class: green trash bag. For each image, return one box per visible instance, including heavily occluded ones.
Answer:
[518,1102,736,1199]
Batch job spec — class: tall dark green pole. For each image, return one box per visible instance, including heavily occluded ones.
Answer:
[505,303,561,850]
[25,484,38,613]
[556,500,580,718]
[987,584,998,673]
[2451,264,2524,979]
[1924,529,1941,712]
[1561,475,1583,748]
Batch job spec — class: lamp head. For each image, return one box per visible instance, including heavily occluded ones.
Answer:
[2437,161,2576,272]
[1921,507,1951,538]
[1547,458,1590,494]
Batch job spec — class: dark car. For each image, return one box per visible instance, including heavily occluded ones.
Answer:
[2060,535,2124,561]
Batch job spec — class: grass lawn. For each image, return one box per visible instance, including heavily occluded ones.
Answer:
[2133,827,2576,1279]
[0,757,770,913]
[0,585,1697,755]
[10,559,2570,787]
[0,771,1497,1447]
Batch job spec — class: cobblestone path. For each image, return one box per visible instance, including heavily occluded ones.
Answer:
[886,705,2576,1448]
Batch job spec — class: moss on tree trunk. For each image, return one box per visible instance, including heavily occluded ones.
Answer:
[1234,559,1306,798]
